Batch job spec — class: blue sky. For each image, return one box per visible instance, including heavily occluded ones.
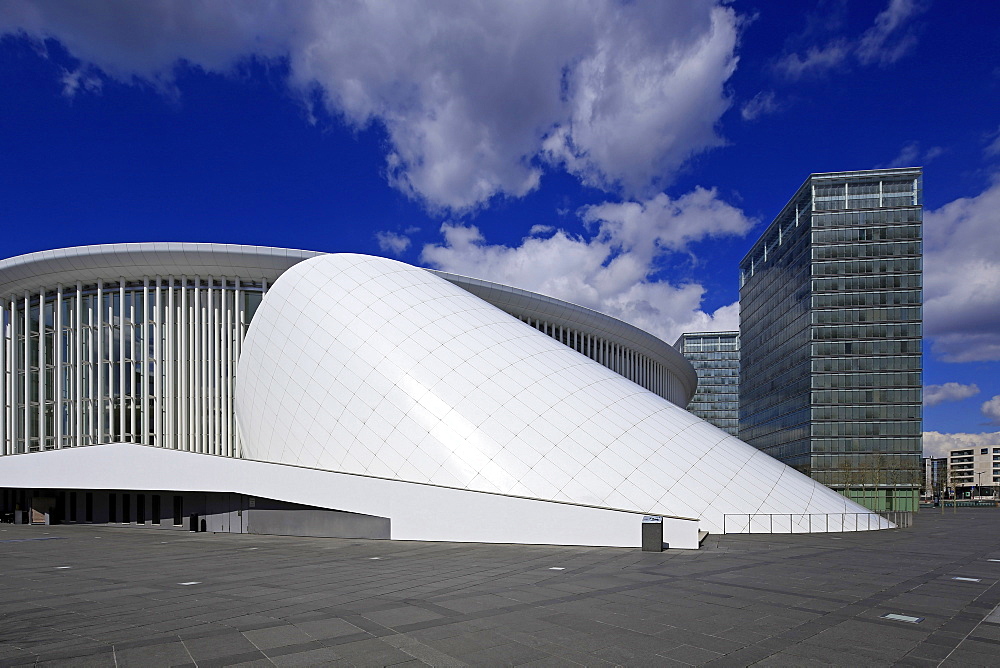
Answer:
[1,0,998,454]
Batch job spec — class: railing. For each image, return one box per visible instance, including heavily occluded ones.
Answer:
[722,512,895,534]
[924,500,1000,508]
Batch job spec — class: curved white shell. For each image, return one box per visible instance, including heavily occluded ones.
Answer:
[236,253,883,535]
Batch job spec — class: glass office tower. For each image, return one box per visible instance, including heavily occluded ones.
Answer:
[674,331,739,436]
[739,168,922,512]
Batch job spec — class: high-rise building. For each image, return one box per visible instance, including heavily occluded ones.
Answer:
[739,168,923,512]
[674,331,739,435]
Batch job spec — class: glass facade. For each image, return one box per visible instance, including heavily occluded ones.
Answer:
[674,331,739,435]
[1,278,265,457]
[515,315,683,402]
[739,168,923,512]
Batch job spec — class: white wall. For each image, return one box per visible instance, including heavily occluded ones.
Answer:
[0,444,702,549]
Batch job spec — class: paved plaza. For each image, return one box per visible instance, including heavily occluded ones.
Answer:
[1,509,999,666]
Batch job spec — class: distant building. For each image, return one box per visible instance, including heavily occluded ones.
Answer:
[921,457,947,499]
[947,447,1000,498]
[674,331,739,436]
[739,168,923,512]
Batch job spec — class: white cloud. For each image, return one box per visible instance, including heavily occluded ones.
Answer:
[59,65,102,97]
[879,140,944,168]
[0,0,742,211]
[777,41,850,79]
[777,0,926,79]
[856,0,925,66]
[740,91,779,121]
[983,396,1000,425]
[375,231,411,256]
[924,382,980,408]
[924,174,1000,362]
[540,6,739,196]
[420,188,752,344]
[923,431,1000,458]
[580,187,753,258]
[986,125,1000,157]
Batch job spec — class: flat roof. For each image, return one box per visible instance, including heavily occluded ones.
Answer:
[0,242,323,297]
[739,167,923,270]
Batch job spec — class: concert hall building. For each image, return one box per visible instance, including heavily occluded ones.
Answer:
[0,244,889,547]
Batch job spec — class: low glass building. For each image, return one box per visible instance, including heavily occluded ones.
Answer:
[674,331,739,436]
[739,168,923,512]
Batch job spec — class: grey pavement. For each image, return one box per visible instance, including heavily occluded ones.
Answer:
[1,509,1000,666]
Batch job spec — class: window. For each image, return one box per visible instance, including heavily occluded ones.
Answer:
[982,448,989,455]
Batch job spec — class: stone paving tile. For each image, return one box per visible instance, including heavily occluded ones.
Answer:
[658,643,724,665]
[269,646,352,667]
[458,640,550,665]
[325,637,420,665]
[293,616,367,640]
[363,604,444,628]
[3,509,1000,666]
[114,640,192,667]
[182,632,264,663]
[242,623,315,650]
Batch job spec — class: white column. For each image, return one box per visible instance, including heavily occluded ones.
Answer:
[233,282,243,458]
[140,279,148,444]
[8,300,16,453]
[210,278,226,455]
[119,280,126,442]
[152,278,160,446]
[221,283,230,457]
[22,292,30,452]
[218,282,225,455]
[96,280,104,443]
[207,278,215,455]
[75,283,83,447]
[37,289,46,449]
[0,300,7,455]
[165,278,175,449]
[10,300,19,454]
[212,279,220,455]
[180,278,189,451]
[193,279,202,453]
[55,285,63,448]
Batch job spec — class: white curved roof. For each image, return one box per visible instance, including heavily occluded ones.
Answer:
[0,243,694,403]
[0,242,322,296]
[236,253,885,535]
[432,271,697,403]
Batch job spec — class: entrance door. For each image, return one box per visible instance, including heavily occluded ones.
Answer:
[30,495,55,525]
